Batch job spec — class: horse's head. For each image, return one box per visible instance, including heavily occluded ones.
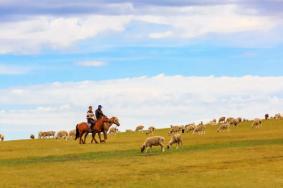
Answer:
[110,117,120,126]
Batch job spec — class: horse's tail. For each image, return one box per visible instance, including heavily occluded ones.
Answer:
[75,124,79,140]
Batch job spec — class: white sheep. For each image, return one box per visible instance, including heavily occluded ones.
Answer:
[167,133,183,149]
[168,125,185,134]
[252,118,262,128]
[217,123,230,132]
[125,129,134,133]
[141,136,165,153]
[56,130,68,140]
[192,123,205,135]
[68,129,76,138]
[184,124,196,133]
[135,125,144,132]
[108,127,118,135]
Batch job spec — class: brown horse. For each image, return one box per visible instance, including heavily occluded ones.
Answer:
[75,116,110,144]
[91,116,120,143]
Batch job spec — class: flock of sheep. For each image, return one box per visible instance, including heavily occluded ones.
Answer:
[137,113,281,153]
[36,130,76,140]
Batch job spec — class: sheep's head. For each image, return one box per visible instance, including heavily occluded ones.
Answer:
[140,145,145,153]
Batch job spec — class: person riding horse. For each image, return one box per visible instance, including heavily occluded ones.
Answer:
[95,105,105,120]
[86,106,96,128]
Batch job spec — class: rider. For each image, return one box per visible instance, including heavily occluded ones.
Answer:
[95,105,105,120]
[86,105,96,128]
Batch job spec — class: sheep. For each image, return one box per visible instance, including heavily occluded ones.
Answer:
[218,117,226,123]
[168,125,185,134]
[68,129,76,138]
[0,134,4,141]
[217,123,230,132]
[30,134,35,139]
[56,130,68,140]
[135,125,144,132]
[184,124,196,133]
[125,129,134,133]
[192,123,205,135]
[252,118,262,128]
[108,127,118,135]
[208,119,217,126]
[167,133,183,149]
[144,129,154,136]
[227,118,239,127]
[148,126,156,132]
[274,113,282,120]
[38,131,46,139]
[265,114,269,120]
[141,136,165,153]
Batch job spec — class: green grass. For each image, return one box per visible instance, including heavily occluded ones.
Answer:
[1,119,283,188]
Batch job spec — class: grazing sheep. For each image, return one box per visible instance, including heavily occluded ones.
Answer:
[145,129,154,136]
[125,129,134,133]
[236,117,242,123]
[0,134,4,141]
[141,136,165,153]
[265,114,269,120]
[148,126,156,132]
[192,123,205,135]
[218,117,226,123]
[68,129,76,138]
[274,113,282,120]
[135,125,144,132]
[228,118,239,127]
[108,127,118,135]
[167,133,183,149]
[38,131,46,139]
[56,130,68,140]
[168,125,185,134]
[184,124,196,133]
[30,134,35,139]
[217,123,230,132]
[252,118,262,128]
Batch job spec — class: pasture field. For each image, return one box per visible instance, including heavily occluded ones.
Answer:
[1,120,283,188]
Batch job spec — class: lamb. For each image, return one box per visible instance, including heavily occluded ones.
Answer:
[228,118,239,127]
[135,125,144,132]
[192,123,205,135]
[167,133,183,149]
[56,130,68,140]
[141,136,165,153]
[0,134,4,141]
[148,126,156,132]
[217,123,230,132]
[252,118,262,128]
[218,117,226,123]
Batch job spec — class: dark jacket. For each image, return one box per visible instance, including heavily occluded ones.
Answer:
[95,108,105,119]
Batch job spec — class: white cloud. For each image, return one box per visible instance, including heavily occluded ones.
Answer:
[0,4,281,54]
[76,60,107,67]
[1,75,283,140]
[0,15,132,54]
[0,65,30,75]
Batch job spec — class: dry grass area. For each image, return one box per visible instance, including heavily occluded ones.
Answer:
[0,120,283,188]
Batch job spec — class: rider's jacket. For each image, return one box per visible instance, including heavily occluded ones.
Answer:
[87,110,96,120]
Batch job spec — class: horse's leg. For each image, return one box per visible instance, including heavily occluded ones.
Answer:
[83,132,88,144]
[98,132,104,143]
[92,132,99,144]
[103,131,107,142]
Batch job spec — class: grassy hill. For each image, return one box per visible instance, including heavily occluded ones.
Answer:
[1,120,283,188]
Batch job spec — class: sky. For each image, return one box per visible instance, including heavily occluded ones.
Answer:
[1,0,283,140]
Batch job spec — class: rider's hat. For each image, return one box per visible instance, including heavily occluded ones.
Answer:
[98,105,102,108]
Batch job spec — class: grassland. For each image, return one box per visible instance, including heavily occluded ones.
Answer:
[1,120,283,188]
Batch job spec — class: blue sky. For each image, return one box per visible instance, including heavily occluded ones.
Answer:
[1,0,283,140]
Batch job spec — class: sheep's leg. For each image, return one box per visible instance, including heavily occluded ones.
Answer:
[145,147,149,153]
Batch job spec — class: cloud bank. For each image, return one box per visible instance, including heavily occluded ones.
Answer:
[1,74,283,140]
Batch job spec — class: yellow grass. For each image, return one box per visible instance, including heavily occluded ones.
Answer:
[1,120,283,188]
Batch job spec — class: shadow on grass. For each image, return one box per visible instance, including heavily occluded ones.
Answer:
[1,138,283,166]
